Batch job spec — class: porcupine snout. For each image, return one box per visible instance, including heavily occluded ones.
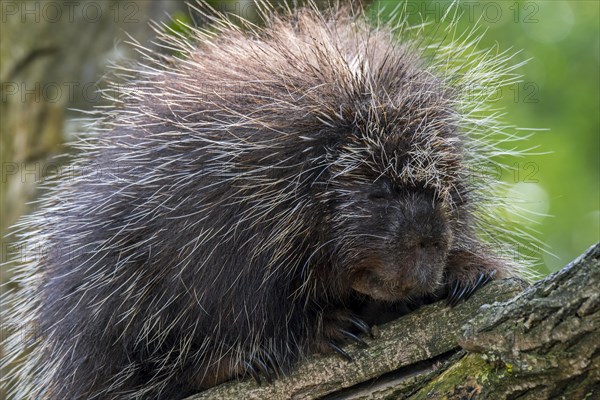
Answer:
[350,188,453,301]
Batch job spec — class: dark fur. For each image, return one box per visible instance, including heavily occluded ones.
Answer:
[4,3,510,399]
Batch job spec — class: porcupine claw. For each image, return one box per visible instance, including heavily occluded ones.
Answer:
[466,269,496,299]
[244,350,281,385]
[447,269,497,307]
[344,315,373,338]
[320,312,371,361]
[328,342,353,362]
[339,329,369,348]
[261,350,282,379]
[254,357,273,384]
[245,362,261,385]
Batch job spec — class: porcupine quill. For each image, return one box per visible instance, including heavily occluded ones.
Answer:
[1,1,541,399]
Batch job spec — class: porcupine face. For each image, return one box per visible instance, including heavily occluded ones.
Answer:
[334,178,452,302]
[328,114,459,301]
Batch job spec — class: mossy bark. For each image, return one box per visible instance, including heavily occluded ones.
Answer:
[186,243,599,400]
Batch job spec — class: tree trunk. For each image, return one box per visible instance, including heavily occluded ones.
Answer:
[186,243,599,399]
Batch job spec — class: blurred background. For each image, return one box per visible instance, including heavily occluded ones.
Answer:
[0,0,598,397]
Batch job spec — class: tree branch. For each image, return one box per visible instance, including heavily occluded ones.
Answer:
[186,243,598,399]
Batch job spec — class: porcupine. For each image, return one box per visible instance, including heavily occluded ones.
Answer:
[1,1,534,399]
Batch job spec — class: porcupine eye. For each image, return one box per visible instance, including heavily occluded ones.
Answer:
[368,179,394,201]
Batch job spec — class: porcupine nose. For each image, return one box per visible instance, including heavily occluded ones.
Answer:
[417,237,440,250]
[408,236,442,260]
[408,192,448,246]
[395,193,449,287]
[401,236,445,288]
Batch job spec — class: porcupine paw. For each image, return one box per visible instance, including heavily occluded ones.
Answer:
[445,269,497,307]
[315,309,372,362]
[243,349,283,385]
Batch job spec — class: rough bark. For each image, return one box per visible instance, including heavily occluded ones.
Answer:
[186,243,599,400]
